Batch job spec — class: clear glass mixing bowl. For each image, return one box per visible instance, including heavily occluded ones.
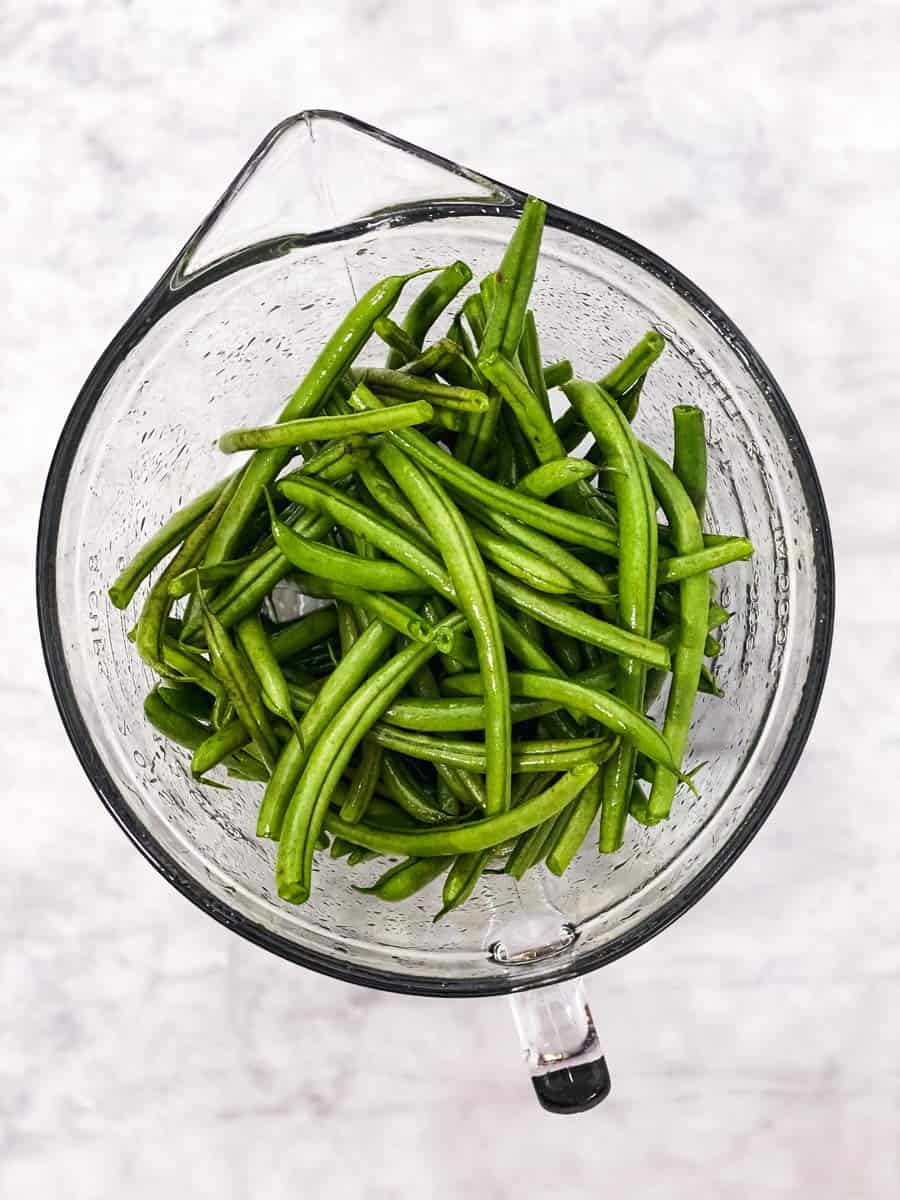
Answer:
[37,111,834,1112]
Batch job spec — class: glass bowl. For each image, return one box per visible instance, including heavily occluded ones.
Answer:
[37,111,834,1108]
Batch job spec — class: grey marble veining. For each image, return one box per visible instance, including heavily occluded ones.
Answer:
[3,1,898,1196]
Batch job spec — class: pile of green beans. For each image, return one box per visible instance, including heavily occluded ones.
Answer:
[112,199,754,918]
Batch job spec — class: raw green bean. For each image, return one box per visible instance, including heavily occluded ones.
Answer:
[401,338,459,378]
[479,354,565,463]
[380,695,558,733]
[563,379,658,852]
[479,197,546,362]
[235,613,297,728]
[546,769,604,875]
[466,516,576,595]
[275,613,466,902]
[192,717,258,778]
[435,851,491,920]
[547,628,582,674]
[325,764,599,858]
[134,472,242,672]
[157,683,213,722]
[257,618,397,839]
[365,426,619,555]
[374,316,420,364]
[516,458,599,500]
[379,752,454,825]
[262,489,426,594]
[355,856,454,900]
[367,728,616,774]
[657,538,754,584]
[376,440,512,815]
[386,260,473,369]
[218,399,433,453]
[199,594,281,772]
[443,670,676,772]
[601,330,665,398]
[295,575,448,650]
[519,310,551,415]
[340,741,383,823]
[351,368,490,413]
[642,445,709,820]
[672,405,710,518]
[543,360,573,390]
[143,688,209,751]
[268,608,339,661]
[109,472,236,609]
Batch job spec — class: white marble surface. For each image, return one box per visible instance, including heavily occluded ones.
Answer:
[4,1,898,1195]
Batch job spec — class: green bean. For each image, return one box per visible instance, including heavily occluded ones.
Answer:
[355,856,454,900]
[386,260,473,369]
[375,441,512,816]
[480,197,546,362]
[143,688,209,751]
[261,488,426,594]
[192,717,258,778]
[657,538,754,584]
[185,443,366,640]
[480,355,565,463]
[330,835,355,859]
[519,310,551,415]
[275,612,466,902]
[505,775,560,879]
[257,618,397,839]
[380,694,558,733]
[356,457,430,540]
[641,445,709,820]
[325,764,599,859]
[199,593,281,772]
[295,574,448,649]
[488,570,667,668]
[379,752,454,825]
[546,769,604,875]
[199,269,440,576]
[351,369,489,413]
[563,379,657,852]
[705,632,721,658]
[401,338,460,378]
[470,507,616,612]
[365,426,619,556]
[547,628,582,674]
[435,851,491,920]
[617,376,645,424]
[169,554,262,599]
[109,472,236,609]
[218,399,433,453]
[157,683,213,722]
[374,316,420,364]
[347,847,380,866]
[235,613,297,729]
[543,360,573,390]
[340,741,383,823]
[516,458,599,500]
[442,315,482,391]
[159,637,226,699]
[335,601,359,657]
[134,472,242,672]
[672,405,710,518]
[403,644,482,814]
[465,516,576,595]
[268,608,339,661]
[601,330,665,399]
[367,727,615,773]
[444,670,677,773]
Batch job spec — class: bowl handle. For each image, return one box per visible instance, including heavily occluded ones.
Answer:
[508,978,611,1114]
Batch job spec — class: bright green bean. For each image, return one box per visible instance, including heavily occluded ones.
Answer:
[340,741,383,824]
[218,399,433,453]
[376,440,512,816]
[235,613,297,729]
[275,612,466,902]
[379,752,454,825]
[386,260,473,369]
[435,851,491,920]
[563,380,658,852]
[657,538,754,584]
[351,368,489,413]
[516,458,599,500]
[325,764,599,858]
[355,856,454,900]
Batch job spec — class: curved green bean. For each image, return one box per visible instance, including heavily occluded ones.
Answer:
[376,441,512,815]
[379,752,455,825]
[386,260,472,369]
[516,458,599,500]
[355,856,454,900]
[563,379,657,852]
[351,368,489,413]
[325,764,599,859]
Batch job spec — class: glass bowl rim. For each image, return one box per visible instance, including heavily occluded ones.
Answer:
[36,110,835,997]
